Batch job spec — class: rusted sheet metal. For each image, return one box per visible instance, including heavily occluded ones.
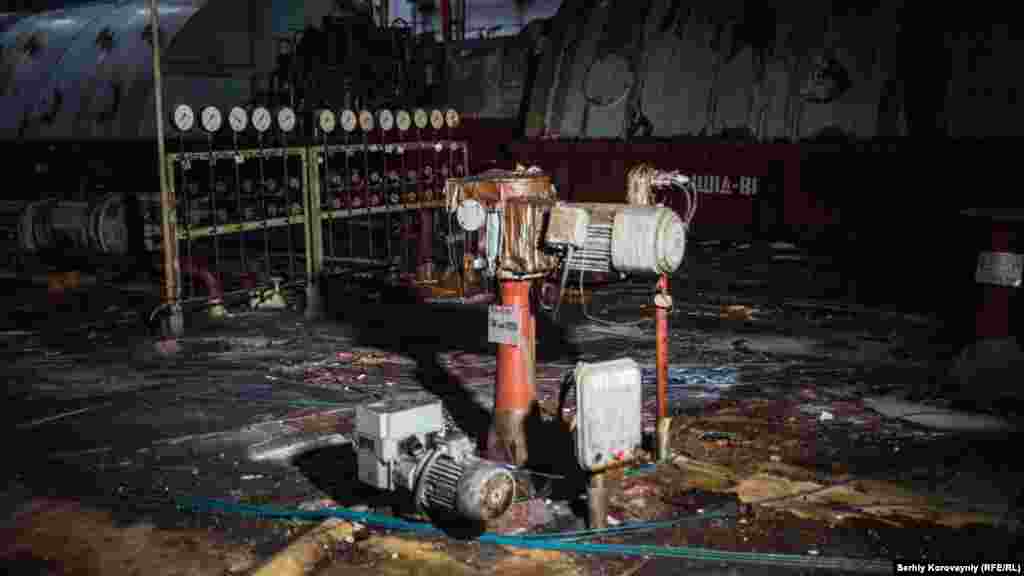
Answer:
[499,197,558,279]
[444,169,554,212]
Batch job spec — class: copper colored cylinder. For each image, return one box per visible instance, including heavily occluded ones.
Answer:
[493,279,536,466]
[655,274,670,461]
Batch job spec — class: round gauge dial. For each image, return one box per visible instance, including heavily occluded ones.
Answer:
[228,106,248,132]
[358,110,374,132]
[378,109,394,131]
[277,107,296,133]
[445,108,460,128]
[251,106,271,133]
[340,109,357,132]
[200,105,222,133]
[396,110,411,131]
[318,109,336,133]
[413,108,428,129]
[172,104,194,132]
[430,109,444,130]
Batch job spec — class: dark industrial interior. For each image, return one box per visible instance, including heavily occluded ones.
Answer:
[2,1,1022,574]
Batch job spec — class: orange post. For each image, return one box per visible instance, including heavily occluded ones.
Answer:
[493,279,537,466]
[655,273,671,461]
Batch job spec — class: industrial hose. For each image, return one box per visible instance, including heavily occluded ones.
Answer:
[176,496,891,573]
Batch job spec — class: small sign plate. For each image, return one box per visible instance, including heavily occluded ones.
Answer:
[488,305,520,346]
[976,251,1023,287]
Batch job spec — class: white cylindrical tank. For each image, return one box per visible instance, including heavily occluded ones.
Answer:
[611,205,687,275]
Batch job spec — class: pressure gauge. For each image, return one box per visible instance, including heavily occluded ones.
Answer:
[318,109,336,134]
[277,106,296,133]
[430,109,444,130]
[413,108,428,129]
[228,106,248,132]
[396,109,411,131]
[172,104,194,132]
[200,105,222,133]
[358,110,374,132]
[445,108,460,128]
[378,109,394,131]
[340,109,357,133]
[252,106,271,133]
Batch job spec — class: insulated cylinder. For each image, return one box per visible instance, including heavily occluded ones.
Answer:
[611,205,687,275]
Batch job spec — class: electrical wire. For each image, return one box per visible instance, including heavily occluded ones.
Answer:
[175,496,891,573]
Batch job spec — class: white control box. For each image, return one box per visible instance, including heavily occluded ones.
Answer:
[355,399,445,490]
[574,358,643,471]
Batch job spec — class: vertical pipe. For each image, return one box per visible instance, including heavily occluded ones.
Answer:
[441,0,451,43]
[419,208,433,280]
[151,0,182,337]
[655,273,670,462]
[494,279,536,467]
[234,131,246,280]
[587,472,608,529]
[258,134,270,283]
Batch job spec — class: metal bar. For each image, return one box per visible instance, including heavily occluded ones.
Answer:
[178,134,193,299]
[168,146,310,161]
[322,136,335,261]
[401,140,411,274]
[345,133,354,258]
[258,133,270,282]
[362,122,373,259]
[233,132,246,277]
[382,124,392,261]
[282,134,295,280]
[207,134,221,289]
[303,148,323,319]
[167,143,465,162]
[151,0,182,337]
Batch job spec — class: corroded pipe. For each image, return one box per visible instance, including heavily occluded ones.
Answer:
[493,279,536,467]
[655,273,671,461]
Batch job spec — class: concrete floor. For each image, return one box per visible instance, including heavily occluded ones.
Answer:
[1,240,1021,574]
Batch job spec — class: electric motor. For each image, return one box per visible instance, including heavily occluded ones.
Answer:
[355,399,515,523]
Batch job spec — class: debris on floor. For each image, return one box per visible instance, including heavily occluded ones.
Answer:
[0,499,257,576]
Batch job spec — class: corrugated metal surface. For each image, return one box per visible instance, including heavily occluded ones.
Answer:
[0,1,205,141]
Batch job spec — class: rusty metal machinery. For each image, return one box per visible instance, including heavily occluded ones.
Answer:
[355,398,515,524]
[443,165,694,476]
[443,167,561,467]
[0,193,156,255]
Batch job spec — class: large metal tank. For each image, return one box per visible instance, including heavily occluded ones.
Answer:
[0,1,206,141]
[524,0,910,141]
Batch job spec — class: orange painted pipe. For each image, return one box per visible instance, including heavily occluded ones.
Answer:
[655,274,670,461]
[494,279,536,466]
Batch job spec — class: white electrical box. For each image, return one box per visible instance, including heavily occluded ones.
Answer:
[574,358,643,471]
[545,203,591,249]
[355,399,445,490]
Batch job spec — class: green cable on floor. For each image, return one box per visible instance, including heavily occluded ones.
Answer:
[176,496,892,573]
